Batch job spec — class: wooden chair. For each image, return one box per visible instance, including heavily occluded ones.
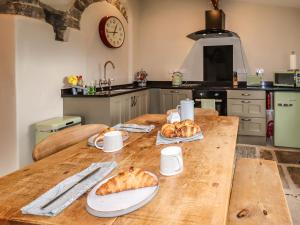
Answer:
[32,124,108,161]
[228,158,293,225]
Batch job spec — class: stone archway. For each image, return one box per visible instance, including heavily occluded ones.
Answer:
[68,0,128,30]
[0,0,128,41]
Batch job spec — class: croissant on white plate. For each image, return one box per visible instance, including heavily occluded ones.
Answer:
[96,167,158,196]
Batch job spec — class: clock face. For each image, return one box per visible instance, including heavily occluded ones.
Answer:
[99,16,125,48]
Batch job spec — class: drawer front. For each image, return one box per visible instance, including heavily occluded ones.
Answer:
[227,99,266,118]
[227,90,266,100]
[238,117,266,136]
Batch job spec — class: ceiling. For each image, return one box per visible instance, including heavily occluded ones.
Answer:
[228,0,300,8]
[39,0,300,11]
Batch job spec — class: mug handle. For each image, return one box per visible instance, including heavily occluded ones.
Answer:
[94,136,104,150]
[172,155,183,172]
[176,105,181,115]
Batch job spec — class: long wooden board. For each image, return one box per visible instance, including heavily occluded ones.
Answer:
[228,158,293,225]
[0,114,239,225]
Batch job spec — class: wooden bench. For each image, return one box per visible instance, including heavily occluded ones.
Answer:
[228,158,293,225]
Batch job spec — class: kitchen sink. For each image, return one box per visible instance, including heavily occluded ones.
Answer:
[112,89,132,92]
[112,87,144,92]
[95,87,144,96]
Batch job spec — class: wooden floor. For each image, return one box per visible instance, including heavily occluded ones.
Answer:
[236,144,300,225]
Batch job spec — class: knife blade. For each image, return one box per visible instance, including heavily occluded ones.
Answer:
[40,167,101,210]
[118,125,148,130]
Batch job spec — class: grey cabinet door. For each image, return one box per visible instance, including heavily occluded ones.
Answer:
[129,90,149,119]
[160,89,174,113]
[110,96,123,126]
[227,99,266,118]
[149,89,161,114]
[173,90,193,108]
[238,117,266,136]
[227,90,265,100]
[160,89,192,113]
[123,94,133,122]
[138,90,149,116]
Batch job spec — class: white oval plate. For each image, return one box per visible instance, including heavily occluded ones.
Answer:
[86,172,159,218]
[88,131,129,147]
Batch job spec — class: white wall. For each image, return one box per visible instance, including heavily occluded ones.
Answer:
[0,15,17,176]
[127,0,141,80]
[136,0,300,81]
[81,3,129,84]
[13,2,130,168]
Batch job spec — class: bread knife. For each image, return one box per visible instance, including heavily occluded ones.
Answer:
[40,167,101,210]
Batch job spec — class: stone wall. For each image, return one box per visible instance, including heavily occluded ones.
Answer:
[0,0,128,41]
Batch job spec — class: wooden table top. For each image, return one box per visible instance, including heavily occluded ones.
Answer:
[0,114,239,225]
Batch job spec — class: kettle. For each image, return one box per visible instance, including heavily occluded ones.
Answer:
[172,72,183,86]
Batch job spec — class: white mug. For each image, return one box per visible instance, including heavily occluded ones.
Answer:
[160,146,183,176]
[94,131,123,152]
[176,99,194,121]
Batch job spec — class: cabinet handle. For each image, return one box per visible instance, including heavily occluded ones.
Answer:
[278,103,293,107]
[131,96,134,107]
[241,118,252,122]
[241,100,251,104]
[241,93,250,96]
[170,90,179,93]
[134,96,137,106]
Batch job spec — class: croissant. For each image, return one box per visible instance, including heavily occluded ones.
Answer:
[161,120,201,138]
[161,124,176,138]
[96,167,158,196]
[176,124,201,138]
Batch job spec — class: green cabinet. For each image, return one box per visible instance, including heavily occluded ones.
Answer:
[274,92,300,148]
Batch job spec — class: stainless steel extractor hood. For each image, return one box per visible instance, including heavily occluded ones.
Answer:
[187,9,239,40]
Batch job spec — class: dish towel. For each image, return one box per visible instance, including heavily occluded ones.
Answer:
[21,161,117,217]
[114,123,155,133]
[200,99,216,110]
[156,132,204,145]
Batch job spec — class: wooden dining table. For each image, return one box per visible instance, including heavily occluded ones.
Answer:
[0,114,239,225]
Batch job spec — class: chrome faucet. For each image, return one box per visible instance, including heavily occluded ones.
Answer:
[100,61,115,91]
[104,61,115,81]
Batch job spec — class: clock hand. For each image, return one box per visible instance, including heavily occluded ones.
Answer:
[113,24,118,36]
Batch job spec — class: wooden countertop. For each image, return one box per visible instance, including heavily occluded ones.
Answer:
[0,114,239,225]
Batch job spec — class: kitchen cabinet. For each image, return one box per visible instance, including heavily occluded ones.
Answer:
[274,92,300,148]
[227,90,266,145]
[160,89,192,113]
[110,95,125,126]
[63,90,149,126]
[227,99,265,118]
[149,89,161,114]
[130,90,149,119]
